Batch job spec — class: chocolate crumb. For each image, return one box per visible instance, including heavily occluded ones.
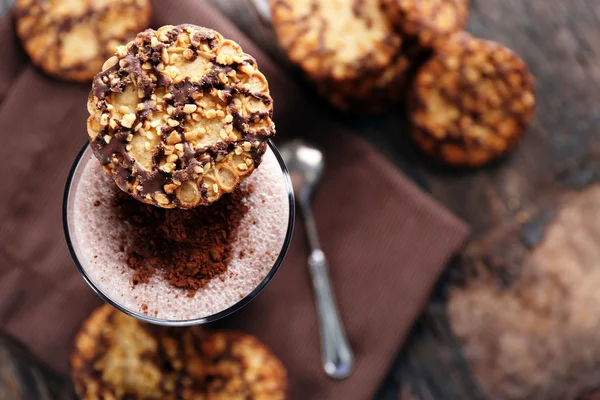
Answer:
[141,304,148,312]
[113,187,248,295]
[239,250,245,259]
[93,200,102,207]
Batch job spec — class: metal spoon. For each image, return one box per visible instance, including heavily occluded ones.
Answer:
[280,139,354,380]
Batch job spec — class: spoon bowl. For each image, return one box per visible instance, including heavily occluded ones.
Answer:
[280,139,324,200]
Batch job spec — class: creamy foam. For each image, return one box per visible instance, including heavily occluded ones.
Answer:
[69,147,290,321]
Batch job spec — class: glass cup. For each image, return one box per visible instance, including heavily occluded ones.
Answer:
[63,141,295,326]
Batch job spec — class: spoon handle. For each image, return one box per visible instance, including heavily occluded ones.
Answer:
[300,199,354,380]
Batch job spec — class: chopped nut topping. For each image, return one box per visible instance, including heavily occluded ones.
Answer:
[184,131,198,141]
[116,45,127,58]
[167,131,182,145]
[164,183,178,194]
[167,119,180,127]
[183,104,197,114]
[183,48,194,60]
[102,56,118,71]
[121,113,136,128]
[155,193,170,205]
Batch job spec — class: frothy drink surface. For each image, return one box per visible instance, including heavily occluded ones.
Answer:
[70,148,290,321]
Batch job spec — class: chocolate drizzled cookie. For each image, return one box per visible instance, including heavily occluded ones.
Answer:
[381,0,469,48]
[87,25,275,209]
[409,33,535,167]
[71,305,287,399]
[14,0,151,82]
[269,0,412,113]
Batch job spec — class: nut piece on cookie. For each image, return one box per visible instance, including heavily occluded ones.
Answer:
[408,33,535,167]
[71,305,287,400]
[87,24,275,209]
[269,0,410,113]
[381,0,469,48]
[14,0,151,82]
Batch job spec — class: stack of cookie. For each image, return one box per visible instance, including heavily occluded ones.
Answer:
[269,0,536,168]
[269,0,421,114]
[71,305,287,399]
[268,0,467,114]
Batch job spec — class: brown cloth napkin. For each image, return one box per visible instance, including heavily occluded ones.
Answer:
[0,1,469,398]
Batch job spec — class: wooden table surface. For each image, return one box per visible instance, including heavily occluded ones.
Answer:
[216,1,600,399]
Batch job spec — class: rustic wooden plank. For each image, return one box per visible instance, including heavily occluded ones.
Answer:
[403,1,600,400]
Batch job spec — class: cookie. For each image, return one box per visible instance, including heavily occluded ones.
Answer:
[87,24,275,209]
[408,33,535,167]
[185,331,287,399]
[270,0,400,81]
[71,305,288,400]
[14,0,151,82]
[381,0,469,48]
[71,304,190,399]
[269,0,408,113]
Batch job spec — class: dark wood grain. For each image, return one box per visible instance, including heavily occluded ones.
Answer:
[215,0,600,399]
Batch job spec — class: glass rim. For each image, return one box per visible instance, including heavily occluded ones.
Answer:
[63,140,295,326]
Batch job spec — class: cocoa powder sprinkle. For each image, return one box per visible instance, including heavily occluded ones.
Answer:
[111,187,248,296]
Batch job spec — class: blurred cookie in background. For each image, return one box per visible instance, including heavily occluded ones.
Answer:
[71,305,287,399]
[269,0,413,114]
[381,0,469,49]
[408,32,535,167]
[14,0,151,82]
[317,40,424,114]
[192,331,288,399]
